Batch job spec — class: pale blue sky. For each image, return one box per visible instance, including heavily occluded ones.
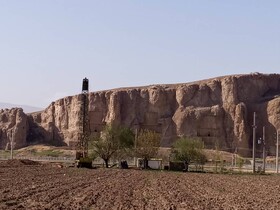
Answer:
[0,0,279,108]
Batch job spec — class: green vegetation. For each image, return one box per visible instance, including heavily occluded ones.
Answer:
[212,144,228,173]
[90,124,135,168]
[0,150,14,157]
[29,149,63,157]
[134,129,161,169]
[113,127,135,161]
[236,157,245,172]
[171,137,207,172]
[0,145,74,158]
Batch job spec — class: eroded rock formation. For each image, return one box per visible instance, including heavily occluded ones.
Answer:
[1,73,280,156]
[0,108,29,149]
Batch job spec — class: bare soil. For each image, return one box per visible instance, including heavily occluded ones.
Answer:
[0,160,280,210]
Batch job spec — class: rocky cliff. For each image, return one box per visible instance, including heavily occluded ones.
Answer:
[0,108,29,149]
[1,73,280,156]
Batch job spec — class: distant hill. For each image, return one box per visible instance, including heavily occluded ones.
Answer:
[0,102,43,113]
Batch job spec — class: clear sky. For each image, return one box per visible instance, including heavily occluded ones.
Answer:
[0,0,279,108]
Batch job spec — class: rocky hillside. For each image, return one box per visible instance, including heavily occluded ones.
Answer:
[1,73,280,156]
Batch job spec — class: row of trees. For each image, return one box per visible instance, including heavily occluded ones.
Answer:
[88,124,206,171]
[89,125,160,168]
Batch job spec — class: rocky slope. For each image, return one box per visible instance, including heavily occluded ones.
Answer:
[1,73,280,156]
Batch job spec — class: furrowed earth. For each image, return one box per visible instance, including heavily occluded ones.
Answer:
[0,160,280,210]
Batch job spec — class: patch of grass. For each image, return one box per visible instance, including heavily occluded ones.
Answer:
[0,150,18,156]
[34,149,63,157]
[29,149,36,155]
[0,150,10,155]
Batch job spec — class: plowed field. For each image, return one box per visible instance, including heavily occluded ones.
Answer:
[0,160,280,210]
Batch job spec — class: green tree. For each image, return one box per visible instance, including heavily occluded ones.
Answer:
[134,129,161,169]
[113,127,135,161]
[91,124,134,168]
[193,151,208,171]
[171,137,206,172]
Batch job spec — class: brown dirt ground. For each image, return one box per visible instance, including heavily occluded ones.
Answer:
[0,160,280,210]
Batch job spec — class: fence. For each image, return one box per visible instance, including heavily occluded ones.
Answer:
[1,154,280,174]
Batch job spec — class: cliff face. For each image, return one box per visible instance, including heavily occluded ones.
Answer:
[1,73,280,156]
[0,108,29,149]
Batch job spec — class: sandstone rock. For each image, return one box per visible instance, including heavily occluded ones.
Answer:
[1,73,280,157]
[0,108,28,149]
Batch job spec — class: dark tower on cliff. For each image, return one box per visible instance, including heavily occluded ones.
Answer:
[76,78,90,159]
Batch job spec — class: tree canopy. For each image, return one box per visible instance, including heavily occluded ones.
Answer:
[134,129,161,169]
[171,137,207,171]
[90,124,134,168]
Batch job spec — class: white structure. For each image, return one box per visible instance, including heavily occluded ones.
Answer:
[137,158,162,170]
